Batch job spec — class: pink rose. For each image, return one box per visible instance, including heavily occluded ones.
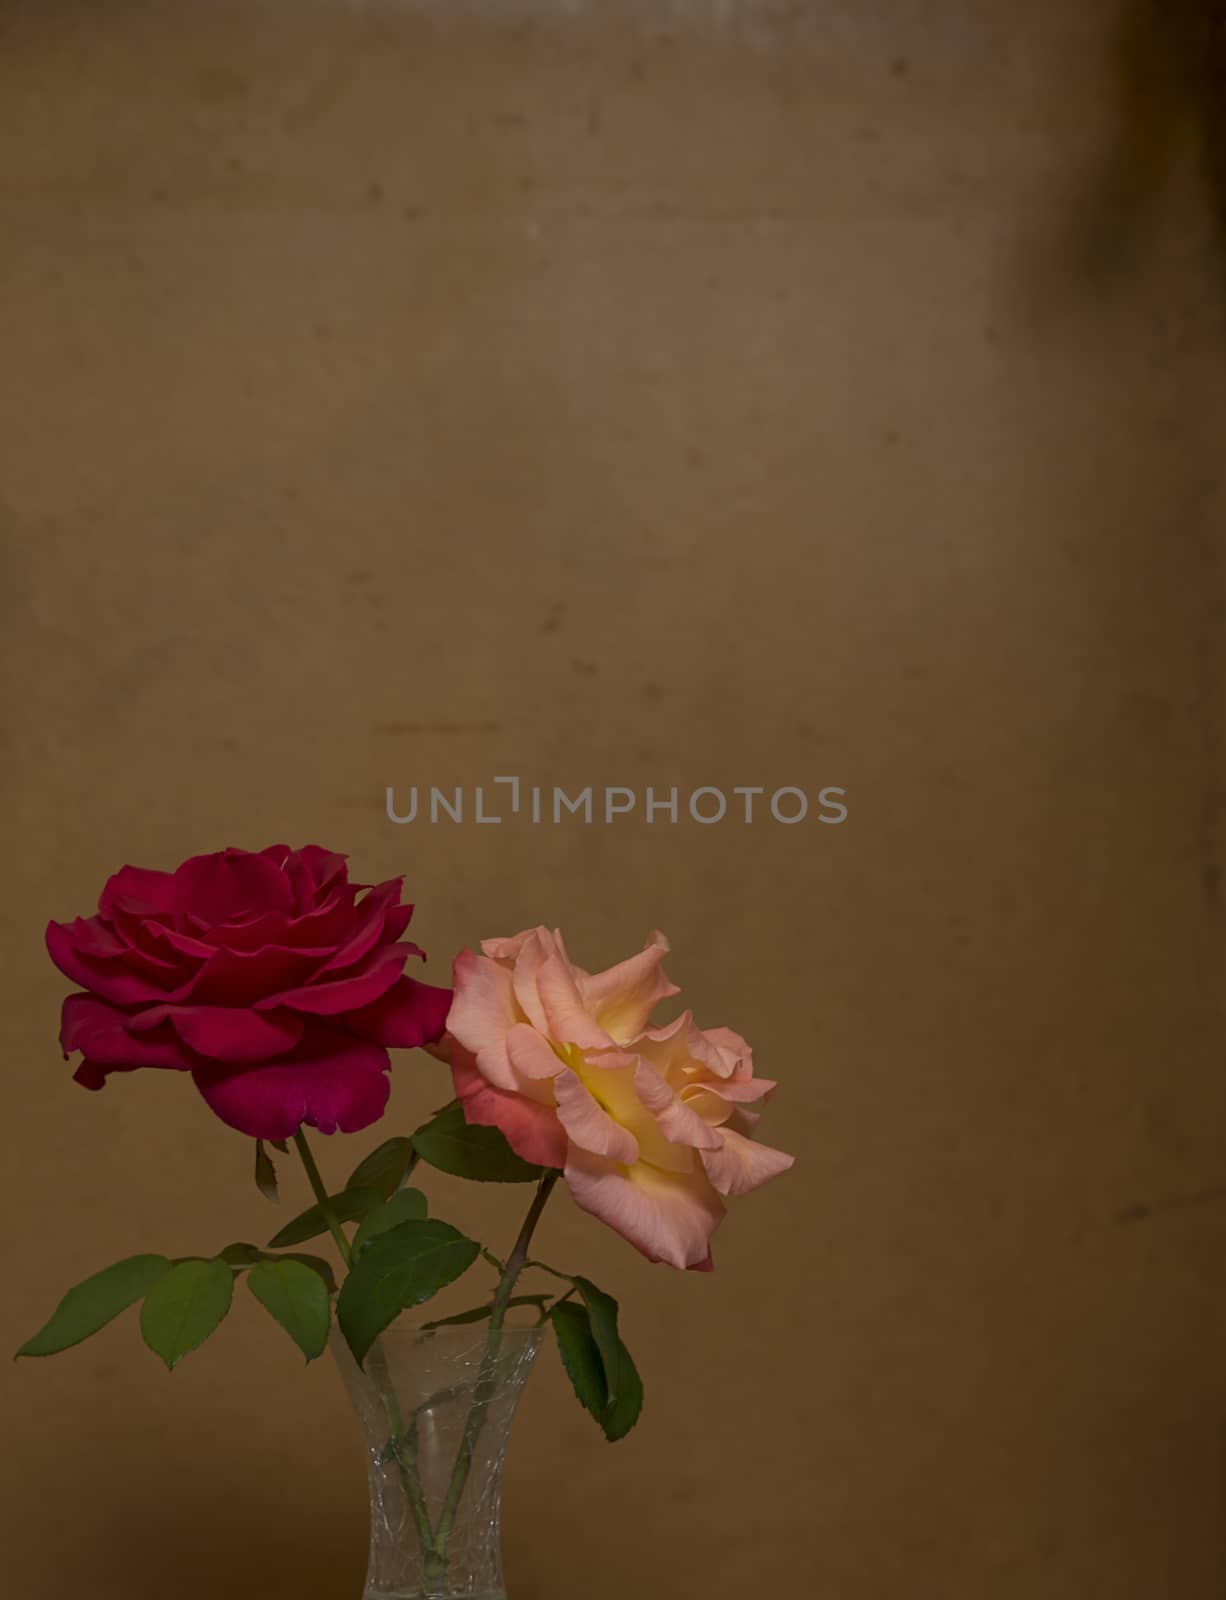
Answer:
[443,927,793,1270]
[47,845,451,1141]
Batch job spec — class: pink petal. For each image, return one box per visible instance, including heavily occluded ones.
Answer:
[173,848,296,925]
[192,1027,391,1140]
[580,930,679,1044]
[688,1024,753,1080]
[631,1062,722,1150]
[534,942,612,1051]
[507,929,552,1033]
[452,1049,567,1167]
[446,949,522,1090]
[682,1075,777,1106]
[60,993,195,1070]
[505,1022,565,1080]
[700,1126,795,1197]
[564,1148,725,1270]
[347,977,453,1048]
[553,1069,639,1164]
[480,929,540,962]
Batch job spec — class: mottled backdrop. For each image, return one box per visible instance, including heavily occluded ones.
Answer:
[1,1,1225,1596]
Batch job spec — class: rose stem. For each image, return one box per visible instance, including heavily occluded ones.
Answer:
[292,1127,353,1267]
[291,1127,437,1558]
[426,1170,560,1583]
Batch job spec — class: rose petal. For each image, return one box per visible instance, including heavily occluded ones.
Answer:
[534,941,614,1050]
[699,1126,795,1197]
[505,1022,565,1080]
[382,905,416,945]
[261,946,408,1015]
[173,848,296,925]
[46,921,199,1006]
[317,879,404,974]
[192,1027,391,1140]
[480,930,539,962]
[564,1147,725,1270]
[631,1061,722,1150]
[97,865,178,919]
[679,1075,778,1110]
[445,949,522,1090]
[508,930,552,1033]
[187,942,325,1007]
[287,844,350,906]
[66,917,132,961]
[452,1049,567,1167]
[348,976,453,1048]
[127,1004,304,1063]
[688,1024,753,1080]
[60,994,195,1070]
[580,930,679,1044]
[553,1068,640,1164]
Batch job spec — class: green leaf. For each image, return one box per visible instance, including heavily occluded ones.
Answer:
[421,1295,549,1330]
[268,1139,288,1153]
[247,1259,331,1361]
[550,1300,643,1442]
[337,1219,480,1366]
[17,1255,173,1358]
[140,1258,234,1370]
[279,1253,338,1295]
[254,1141,278,1203]
[346,1136,416,1200]
[218,1242,336,1293]
[267,1186,382,1248]
[218,1242,264,1269]
[412,1103,543,1183]
[571,1276,622,1404]
[352,1188,429,1256]
[551,1301,607,1422]
[601,1337,644,1442]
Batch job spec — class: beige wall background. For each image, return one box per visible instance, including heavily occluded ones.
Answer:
[2,1,1226,1596]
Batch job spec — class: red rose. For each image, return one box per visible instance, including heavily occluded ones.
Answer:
[46,844,451,1141]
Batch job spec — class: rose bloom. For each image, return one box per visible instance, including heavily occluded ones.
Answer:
[47,845,451,1141]
[444,928,793,1269]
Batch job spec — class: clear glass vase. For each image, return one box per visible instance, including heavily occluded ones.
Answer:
[334,1322,543,1600]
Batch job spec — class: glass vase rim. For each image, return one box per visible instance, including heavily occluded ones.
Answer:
[334,1320,547,1352]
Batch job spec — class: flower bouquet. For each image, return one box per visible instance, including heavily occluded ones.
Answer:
[20,845,793,1600]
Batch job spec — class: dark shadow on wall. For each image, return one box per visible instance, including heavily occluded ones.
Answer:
[1075,0,1226,289]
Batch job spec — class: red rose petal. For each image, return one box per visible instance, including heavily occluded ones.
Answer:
[262,947,409,1015]
[191,1028,391,1140]
[348,976,452,1048]
[60,993,196,1070]
[173,848,297,924]
[128,1003,305,1062]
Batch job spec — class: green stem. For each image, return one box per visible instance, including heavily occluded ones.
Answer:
[426,1172,560,1584]
[364,1342,436,1556]
[292,1128,353,1267]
